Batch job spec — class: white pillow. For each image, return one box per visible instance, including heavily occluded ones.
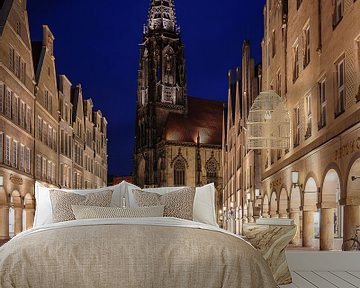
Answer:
[124,182,218,227]
[33,181,127,227]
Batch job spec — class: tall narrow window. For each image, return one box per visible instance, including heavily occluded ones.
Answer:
[333,0,344,27]
[20,61,26,83]
[48,126,52,149]
[43,122,47,145]
[36,155,41,177]
[47,161,51,181]
[305,94,312,139]
[5,136,10,165]
[9,47,14,71]
[319,79,327,128]
[293,42,300,82]
[0,83,4,113]
[20,144,24,171]
[52,163,56,183]
[0,132,3,163]
[173,159,185,186]
[15,54,20,78]
[294,105,300,147]
[271,30,276,58]
[5,88,11,118]
[42,158,47,179]
[304,25,311,68]
[276,70,282,96]
[26,106,31,132]
[12,94,18,123]
[53,130,57,152]
[26,147,30,173]
[44,90,49,111]
[20,100,25,128]
[37,117,42,140]
[12,140,18,168]
[336,58,345,116]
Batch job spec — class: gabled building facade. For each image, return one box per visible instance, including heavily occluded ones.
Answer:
[0,0,108,241]
[222,41,261,233]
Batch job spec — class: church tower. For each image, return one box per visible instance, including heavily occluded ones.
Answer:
[134,0,187,187]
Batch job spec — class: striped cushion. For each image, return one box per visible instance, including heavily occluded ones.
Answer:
[49,189,113,223]
[71,205,164,219]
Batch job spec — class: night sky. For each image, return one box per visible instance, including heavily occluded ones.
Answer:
[27,0,266,176]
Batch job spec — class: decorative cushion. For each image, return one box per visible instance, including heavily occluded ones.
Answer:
[125,182,218,227]
[49,190,113,223]
[34,181,128,227]
[71,205,165,220]
[133,187,196,220]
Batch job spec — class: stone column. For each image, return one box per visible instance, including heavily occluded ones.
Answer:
[0,206,9,240]
[14,207,23,236]
[25,208,35,230]
[303,211,314,247]
[320,208,334,251]
[343,205,360,251]
[290,211,301,245]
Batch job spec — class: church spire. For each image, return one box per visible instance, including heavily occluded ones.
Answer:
[147,0,178,32]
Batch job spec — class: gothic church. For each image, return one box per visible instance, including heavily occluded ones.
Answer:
[133,0,223,196]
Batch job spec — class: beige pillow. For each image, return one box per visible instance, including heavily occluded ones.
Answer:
[71,205,164,220]
[133,187,196,220]
[49,189,113,223]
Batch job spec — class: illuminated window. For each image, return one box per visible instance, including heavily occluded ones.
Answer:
[206,158,218,184]
[174,159,185,186]
[12,94,18,123]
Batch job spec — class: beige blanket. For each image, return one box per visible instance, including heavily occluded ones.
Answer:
[0,218,276,288]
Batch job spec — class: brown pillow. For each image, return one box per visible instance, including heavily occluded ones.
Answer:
[49,189,113,223]
[133,187,196,220]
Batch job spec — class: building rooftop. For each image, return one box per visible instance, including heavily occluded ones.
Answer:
[164,96,224,146]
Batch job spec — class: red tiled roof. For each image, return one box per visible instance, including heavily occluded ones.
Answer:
[164,96,224,145]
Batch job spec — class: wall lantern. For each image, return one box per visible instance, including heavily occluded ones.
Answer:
[0,175,3,187]
[291,171,299,187]
[255,188,260,198]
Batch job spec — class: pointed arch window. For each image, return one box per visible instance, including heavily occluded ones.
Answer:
[174,159,185,186]
[206,158,218,184]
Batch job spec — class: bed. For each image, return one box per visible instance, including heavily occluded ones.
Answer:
[0,182,277,288]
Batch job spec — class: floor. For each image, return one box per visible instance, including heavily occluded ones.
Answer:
[280,251,360,288]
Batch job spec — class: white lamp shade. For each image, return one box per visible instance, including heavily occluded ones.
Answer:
[255,189,260,197]
[291,171,299,185]
[0,176,3,186]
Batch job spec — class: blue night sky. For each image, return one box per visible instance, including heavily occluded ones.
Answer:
[27,0,266,176]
